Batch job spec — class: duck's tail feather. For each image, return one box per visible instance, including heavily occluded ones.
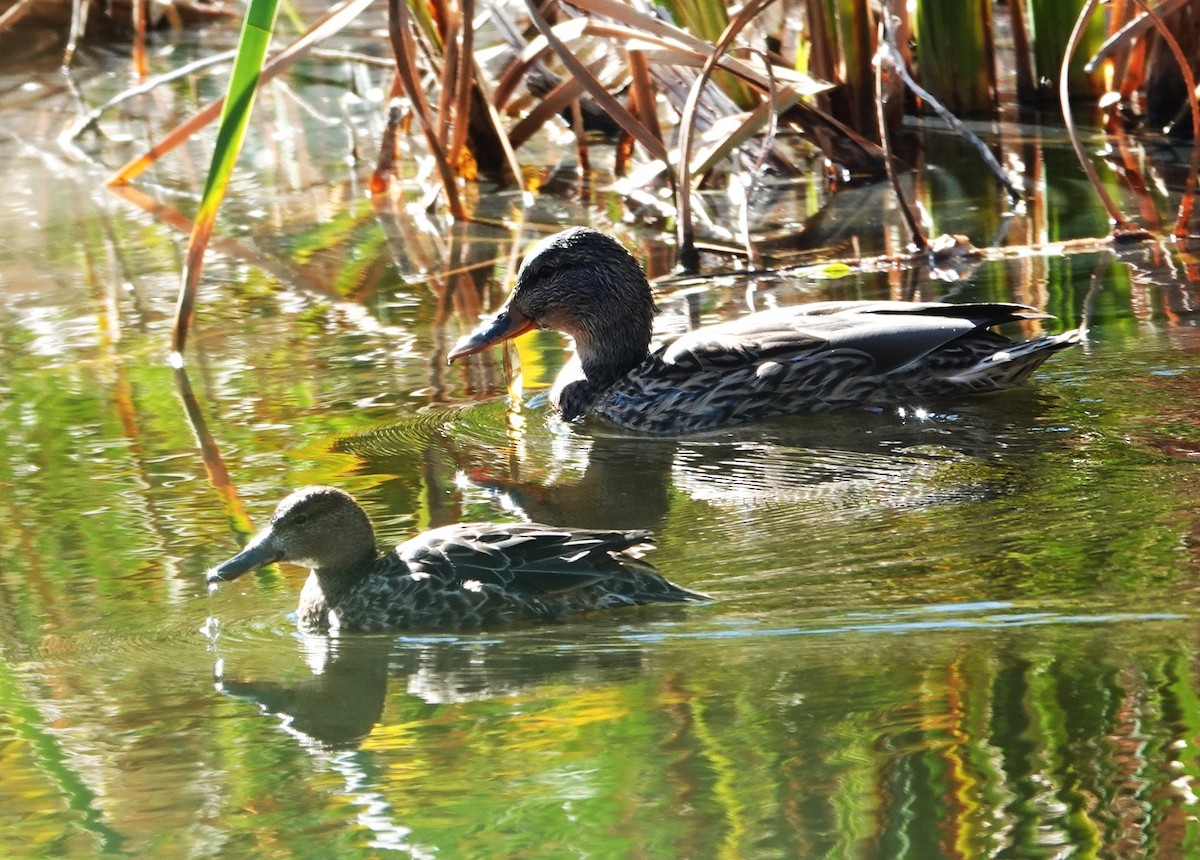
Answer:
[611,553,711,603]
[947,327,1081,389]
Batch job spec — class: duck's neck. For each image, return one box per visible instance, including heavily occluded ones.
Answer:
[307,547,379,601]
[573,321,652,391]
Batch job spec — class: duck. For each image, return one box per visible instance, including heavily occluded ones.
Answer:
[206,486,706,633]
[447,227,1081,434]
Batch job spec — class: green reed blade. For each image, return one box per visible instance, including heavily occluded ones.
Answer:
[173,0,281,357]
[914,0,995,114]
[1028,0,1106,99]
[658,0,755,108]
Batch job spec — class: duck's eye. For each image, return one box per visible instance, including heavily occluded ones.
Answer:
[291,513,309,526]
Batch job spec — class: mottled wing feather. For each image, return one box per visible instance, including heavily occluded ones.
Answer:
[661,302,1041,375]
[587,302,1071,434]
[399,524,653,596]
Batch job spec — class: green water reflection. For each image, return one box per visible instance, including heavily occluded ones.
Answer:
[4,10,1200,859]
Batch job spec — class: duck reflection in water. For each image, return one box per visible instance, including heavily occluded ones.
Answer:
[341,384,1071,542]
[216,635,392,751]
[207,486,707,634]
[214,632,652,752]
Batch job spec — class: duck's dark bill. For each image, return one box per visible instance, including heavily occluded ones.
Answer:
[446,305,535,362]
[206,531,281,584]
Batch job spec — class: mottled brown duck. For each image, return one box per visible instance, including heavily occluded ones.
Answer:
[207,486,706,633]
[448,227,1081,435]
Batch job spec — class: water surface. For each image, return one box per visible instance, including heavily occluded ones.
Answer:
[3,11,1200,858]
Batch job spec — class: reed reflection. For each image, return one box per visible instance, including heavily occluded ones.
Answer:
[207,617,1200,857]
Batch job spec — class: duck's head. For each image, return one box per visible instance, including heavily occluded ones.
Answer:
[448,228,657,388]
[207,487,377,584]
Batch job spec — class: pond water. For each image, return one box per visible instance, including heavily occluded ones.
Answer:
[3,9,1200,859]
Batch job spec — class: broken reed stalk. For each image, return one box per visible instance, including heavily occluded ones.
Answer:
[874,13,927,252]
[469,55,525,192]
[523,0,670,169]
[370,103,404,193]
[728,46,778,265]
[627,48,665,153]
[1085,0,1190,72]
[64,0,90,67]
[64,50,236,149]
[1007,0,1037,102]
[0,0,37,36]
[449,0,475,172]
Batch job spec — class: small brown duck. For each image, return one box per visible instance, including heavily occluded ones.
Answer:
[447,227,1081,434]
[207,486,706,633]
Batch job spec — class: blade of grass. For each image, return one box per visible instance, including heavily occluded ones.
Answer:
[913,0,994,113]
[1035,0,1108,100]
[173,0,281,357]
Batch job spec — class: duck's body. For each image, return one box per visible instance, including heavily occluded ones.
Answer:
[208,487,705,633]
[448,228,1080,435]
[552,300,1079,434]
